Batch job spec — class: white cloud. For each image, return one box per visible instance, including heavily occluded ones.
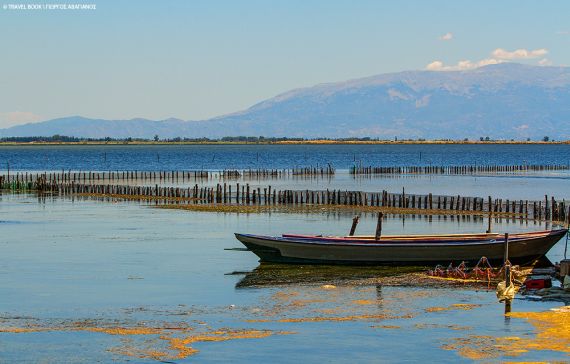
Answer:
[492,48,548,60]
[0,111,43,128]
[439,32,453,41]
[426,60,444,70]
[426,58,503,71]
[426,47,550,71]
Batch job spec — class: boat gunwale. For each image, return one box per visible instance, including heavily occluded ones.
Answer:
[283,229,562,240]
[235,229,567,248]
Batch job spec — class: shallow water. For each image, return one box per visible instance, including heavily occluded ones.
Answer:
[2,144,570,171]
[1,193,568,362]
[3,145,570,201]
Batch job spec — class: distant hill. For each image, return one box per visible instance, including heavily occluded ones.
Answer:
[0,116,195,140]
[2,63,570,139]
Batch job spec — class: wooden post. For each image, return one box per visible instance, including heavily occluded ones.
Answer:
[375,212,384,241]
[503,232,509,266]
[487,212,492,233]
[349,216,359,236]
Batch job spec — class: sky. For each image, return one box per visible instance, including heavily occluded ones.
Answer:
[1,0,569,127]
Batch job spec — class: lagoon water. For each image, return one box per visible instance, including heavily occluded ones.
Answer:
[2,144,570,200]
[2,144,570,171]
[0,192,569,362]
[1,144,570,362]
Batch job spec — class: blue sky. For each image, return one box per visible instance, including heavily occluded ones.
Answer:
[1,0,569,127]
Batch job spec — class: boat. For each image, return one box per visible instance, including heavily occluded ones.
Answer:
[234,229,568,265]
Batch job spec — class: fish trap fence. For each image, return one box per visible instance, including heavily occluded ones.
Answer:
[2,173,568,224]
[350,164,570,175]
[0,167,335,186]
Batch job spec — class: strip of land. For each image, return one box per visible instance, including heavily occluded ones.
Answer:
[0,140,569,146]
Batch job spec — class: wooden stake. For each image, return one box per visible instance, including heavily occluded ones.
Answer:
[375,212,384,240]
[349,216,359,236]
[503,233,509,266]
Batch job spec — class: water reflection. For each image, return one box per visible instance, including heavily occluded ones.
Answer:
[234,264,428,289]
[375,285,384,310]
[26,191,561,227]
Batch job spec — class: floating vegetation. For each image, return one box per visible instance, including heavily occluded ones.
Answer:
[352,299,376,305]
[414,323,472,331]
[3,285,569,361]
[0,320,291,360]
[277,314,395,323]
[159,329,289,360]
[442,306,570,359]
[424,304,482,313]
[371,324,401,329]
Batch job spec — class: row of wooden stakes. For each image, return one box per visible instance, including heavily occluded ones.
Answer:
[350,163,570,175]
[2,175,568,223]
[2,164,563,185]
[0,168,336,184]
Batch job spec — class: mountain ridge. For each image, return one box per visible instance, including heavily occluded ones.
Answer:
[2,63,570,139]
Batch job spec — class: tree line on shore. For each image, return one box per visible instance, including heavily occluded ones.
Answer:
[0,135,558,143]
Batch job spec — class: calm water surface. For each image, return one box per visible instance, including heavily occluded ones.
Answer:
[0,192,568,362]
[2,144,570,200]
[1,144,570,170]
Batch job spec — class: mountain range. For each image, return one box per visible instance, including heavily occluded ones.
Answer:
[2,63,570,140]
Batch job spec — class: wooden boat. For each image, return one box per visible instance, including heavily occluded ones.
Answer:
[234,229,568,265]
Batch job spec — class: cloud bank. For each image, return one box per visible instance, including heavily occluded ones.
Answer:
[426,48,549,71]
[426,58,502,71]
[492,48,547,60]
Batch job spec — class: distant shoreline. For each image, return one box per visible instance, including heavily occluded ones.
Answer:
[0,140,569,146]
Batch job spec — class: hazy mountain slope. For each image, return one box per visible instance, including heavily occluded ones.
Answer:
[2,63,570,139]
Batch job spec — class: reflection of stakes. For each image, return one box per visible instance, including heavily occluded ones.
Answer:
[375,285,383,310]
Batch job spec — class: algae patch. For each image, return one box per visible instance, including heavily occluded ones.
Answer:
[425,303,482,313]
[442,306,570,360]
[0,320,289,360]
